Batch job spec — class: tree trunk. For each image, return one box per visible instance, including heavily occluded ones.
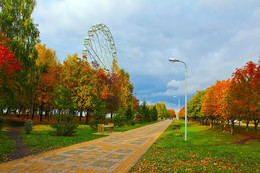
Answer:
[18,106,22,115]
[231,120,235,135]
[45,109,48,120]
[221,119,224,131]
[85,111,90,124]
[32,104,36,119]
[40,101,44,123]
[110,112,113,120]
[246,121,249,132]
[79,109,82,122]
[254,119,258,133]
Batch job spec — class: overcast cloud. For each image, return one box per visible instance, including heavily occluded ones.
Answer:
[32,0,260,110]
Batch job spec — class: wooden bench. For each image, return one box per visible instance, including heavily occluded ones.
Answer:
[104,123,114,132]
[97,123,114,134]
[97,124,104,134]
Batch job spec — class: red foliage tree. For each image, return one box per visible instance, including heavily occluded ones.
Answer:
[230,60,260,132]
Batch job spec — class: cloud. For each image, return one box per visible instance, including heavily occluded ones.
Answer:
[32,0,260,109]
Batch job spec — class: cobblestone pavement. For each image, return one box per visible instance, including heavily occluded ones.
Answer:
[0,120,172,173]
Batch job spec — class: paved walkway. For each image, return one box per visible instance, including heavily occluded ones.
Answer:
[0,120,172,173]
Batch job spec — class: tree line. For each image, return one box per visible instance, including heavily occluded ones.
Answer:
[0,0,140,124]
[179,60,260,134]
[0,0,176,128]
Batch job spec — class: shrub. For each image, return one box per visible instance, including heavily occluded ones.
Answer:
[130,120,136,126]
[88,119,99,131]
[50,123,78,136]
[112,114,126,127]
[50,114,78,136]
[24,119,33,134]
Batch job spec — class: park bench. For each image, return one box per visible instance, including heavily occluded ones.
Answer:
[97,123,114,134]
[104,123,114,132]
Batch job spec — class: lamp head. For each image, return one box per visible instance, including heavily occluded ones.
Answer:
[169,58,180,62]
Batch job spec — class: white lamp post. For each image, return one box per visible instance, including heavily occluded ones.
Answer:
[173,96,180,123]
[169,58,187,141]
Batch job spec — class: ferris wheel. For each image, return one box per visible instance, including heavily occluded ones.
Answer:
[82,23,117,72]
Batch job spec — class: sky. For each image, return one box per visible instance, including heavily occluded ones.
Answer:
[32,0,260,111]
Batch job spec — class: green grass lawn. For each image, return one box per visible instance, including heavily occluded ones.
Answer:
[20,125,106,153]
[130,120,260,173]
[0,131,16,162]
[114,121,158,132]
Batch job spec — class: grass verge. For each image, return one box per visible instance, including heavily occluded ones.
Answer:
[114,121,158,132]
[130,120,260,173]
[20,125,106,153]
[0,131,16,162]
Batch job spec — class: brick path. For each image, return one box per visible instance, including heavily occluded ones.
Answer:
[0,120,172,173]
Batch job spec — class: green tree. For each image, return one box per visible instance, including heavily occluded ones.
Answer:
[156,102,169,119]
[151,105,158,121]
[187,90,206,123]
[0,0,40,113]
[138,100,151,122]
[125,105,134,121]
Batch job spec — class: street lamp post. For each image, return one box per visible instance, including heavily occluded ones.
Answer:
[169,58,187,141]
[173,96,180,124]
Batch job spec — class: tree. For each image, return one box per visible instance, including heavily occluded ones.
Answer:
[187,90,206,124]
[202,80,231,130]
[125,105,134,122]
[36,44,59,121]
[201,85,217,127]
[168,109,176,119]
[230,61,260,132]
[156,103,170,119]
[106,59,131,119]
[0,38,21,113]
[0,0,40,115]
[151,106,158,121]
[138,100,151,123]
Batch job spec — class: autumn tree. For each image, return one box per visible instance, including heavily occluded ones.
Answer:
[201,80,231,130]
[230,61,260,132]
[35,44,59,121]
[156,102,170,119]
[168,109,176,119]
[106,59,132,119]
[201,85,217,127]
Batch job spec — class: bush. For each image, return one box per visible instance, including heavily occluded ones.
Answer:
[88,119,99,131]
[126,119,136,126]
[112,114,126,127]
[50,123,78,136]
[50,114,78,136]
[130,120,136,126]
[24,119,33,134]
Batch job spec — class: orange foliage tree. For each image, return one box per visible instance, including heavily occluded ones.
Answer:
[168,109,176,118]
[202,80,231,130]
[229,60,260,132]
[36,44,59,121]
